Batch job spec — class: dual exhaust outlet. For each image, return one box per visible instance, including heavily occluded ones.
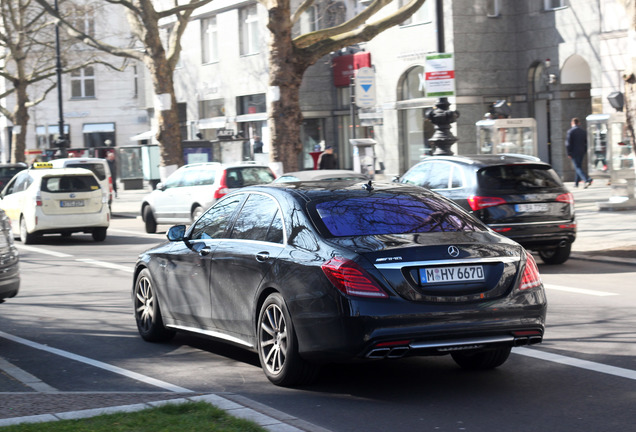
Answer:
[365,334,542,359]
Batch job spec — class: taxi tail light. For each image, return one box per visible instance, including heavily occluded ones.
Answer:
[213,170,229,199]
[519,252,542,291]
[35,193,42,207]
[556,192,574,205]
[468,196,507,211]
[108,176,113,195]
[322,257,388,298]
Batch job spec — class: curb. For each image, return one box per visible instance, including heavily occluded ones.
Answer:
[0,393,325,432]
[570,252,636,266]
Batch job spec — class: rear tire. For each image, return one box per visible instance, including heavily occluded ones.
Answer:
[257,293,319,386]
[143,206,157,234]
[191,206,204,223]
[451,346,511,370]
[92,227,107,242]
[133,268,175,342]
[19,217,36,244]
[538,243,571,265]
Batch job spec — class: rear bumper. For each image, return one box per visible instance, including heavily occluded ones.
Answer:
[29,210,109,234]
[489,221,576,250]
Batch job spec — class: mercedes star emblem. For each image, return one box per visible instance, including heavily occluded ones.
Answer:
[447,246,460,257]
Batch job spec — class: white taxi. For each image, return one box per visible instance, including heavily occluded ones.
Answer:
[0,162,110,244]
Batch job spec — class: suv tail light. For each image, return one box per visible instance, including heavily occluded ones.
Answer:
[556,192,574,205]
[214,170,229,199]
[519,252,542,290]
[467,196,507,211]
[321,257,388,298]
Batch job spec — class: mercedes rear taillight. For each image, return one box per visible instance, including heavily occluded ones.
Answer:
[467,196,507,211]
[556,192,574,205]
[321,257,388,298]
[519,252,542,291]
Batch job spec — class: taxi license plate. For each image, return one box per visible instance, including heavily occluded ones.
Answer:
[420,265,485,284]
[60,200,84,208]
[515,203,549,213]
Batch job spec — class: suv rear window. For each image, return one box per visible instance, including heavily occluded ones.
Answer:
[42,175,100,193]
[477,164,563,191]
[225,167,275,188]
[64,163,107,181]
[312,193,484,237]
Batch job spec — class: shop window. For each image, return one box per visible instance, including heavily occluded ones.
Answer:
[237,94,266,115]
[71,67,95,99]
[83,123,115,148]
[199,99,225,119]
[36,125,70,148]
[401,65,426,100]
[544,0,566,10]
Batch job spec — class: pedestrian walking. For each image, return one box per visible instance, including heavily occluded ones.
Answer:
[565,117,592,188]
[252,136,263,154]
[318,146,337,169]
[106,151,118,197]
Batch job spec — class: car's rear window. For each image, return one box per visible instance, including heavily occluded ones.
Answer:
[41,175,100,193]
[226,167,275,188]
[477,164,563,191]
[312,194,484,237]
[64,163,107,181]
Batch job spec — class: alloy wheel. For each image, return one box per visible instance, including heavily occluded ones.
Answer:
[260,303,288,375]
[135,275,155,333]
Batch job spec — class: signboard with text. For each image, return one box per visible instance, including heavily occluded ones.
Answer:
[355,67,376,109]
[425,53,455,97]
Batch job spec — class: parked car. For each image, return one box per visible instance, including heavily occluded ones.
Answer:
[132,181,546,386]
[397,154,576,264]
[140,162,276,233]
[274,169,368,183]
[0,209,19,304]
[0,163,28,191]
[50,157,113,208]
[0,163,110,243]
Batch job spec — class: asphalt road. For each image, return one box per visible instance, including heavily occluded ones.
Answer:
[1,217,635,431]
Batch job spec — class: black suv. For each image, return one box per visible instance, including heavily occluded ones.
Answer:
[398,154,575,264]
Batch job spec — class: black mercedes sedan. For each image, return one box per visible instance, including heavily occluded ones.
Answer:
[132,181,546,386]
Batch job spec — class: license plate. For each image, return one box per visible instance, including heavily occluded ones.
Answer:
[60,200,84,208]
[420,265,485,284]
[515,203,549,213]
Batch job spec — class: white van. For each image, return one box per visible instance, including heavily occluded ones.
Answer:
[50,157,113,207]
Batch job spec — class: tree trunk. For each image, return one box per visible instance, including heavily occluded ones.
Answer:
[267,1,307,173]
[10,83,29,164]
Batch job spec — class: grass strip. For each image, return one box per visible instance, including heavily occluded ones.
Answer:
[0,401,266,432]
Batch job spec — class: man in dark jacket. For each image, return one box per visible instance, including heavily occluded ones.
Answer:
[318,146,337,169]
[566,117,592,188]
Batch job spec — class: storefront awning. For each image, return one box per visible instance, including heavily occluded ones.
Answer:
[198,117,228,130]
[129,130,155,141]
[236,113,267,122]
[83,123,115,133]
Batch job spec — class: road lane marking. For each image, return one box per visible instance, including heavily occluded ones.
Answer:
[76,258,134,273]
[515,347,636,381]
[544,283,618,297]
[16,244,73,258]
[0,357,58,392]
[16,245,134,274]
[0,330,193,393]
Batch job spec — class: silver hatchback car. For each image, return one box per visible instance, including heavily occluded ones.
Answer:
[141,162,276,233]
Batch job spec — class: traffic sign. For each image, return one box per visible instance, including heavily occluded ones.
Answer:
[355,67,376,108]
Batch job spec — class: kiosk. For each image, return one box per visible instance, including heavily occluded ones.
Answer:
[476,118,538,157]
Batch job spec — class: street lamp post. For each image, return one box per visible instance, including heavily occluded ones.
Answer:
[53,0,68,158]
[428,0,459,156]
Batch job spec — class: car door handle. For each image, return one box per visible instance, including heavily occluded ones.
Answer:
[256,252,270,262]
[198,246,213,257]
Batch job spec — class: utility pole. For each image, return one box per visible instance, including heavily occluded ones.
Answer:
[54,0,68,158]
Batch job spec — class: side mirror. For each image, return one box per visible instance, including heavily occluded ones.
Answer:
[392,175,401,183]
[156,182,166,191]
[167,224,186,241]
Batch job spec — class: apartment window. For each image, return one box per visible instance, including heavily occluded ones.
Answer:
[300,5,318,33]
[400,0,431,26]
[73,6,95,37]
[239,4,260,55]
[71,67,95,98]
[201,16,219,64]
[544,0,566,10]
[487,0,500,17]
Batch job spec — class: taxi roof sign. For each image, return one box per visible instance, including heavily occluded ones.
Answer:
[33,162,53,169]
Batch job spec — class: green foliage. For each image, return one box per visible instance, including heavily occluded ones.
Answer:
[0,402,265,432]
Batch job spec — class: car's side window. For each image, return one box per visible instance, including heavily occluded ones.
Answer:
[427,163,451,189]
[190,194,243,240]
[449,165,464,188]
[230,194,283,243]
[163,169,186,189]
[10,172,32,194]
[401,163,431,187]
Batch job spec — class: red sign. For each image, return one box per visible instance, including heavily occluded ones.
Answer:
[332,52,372,87]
